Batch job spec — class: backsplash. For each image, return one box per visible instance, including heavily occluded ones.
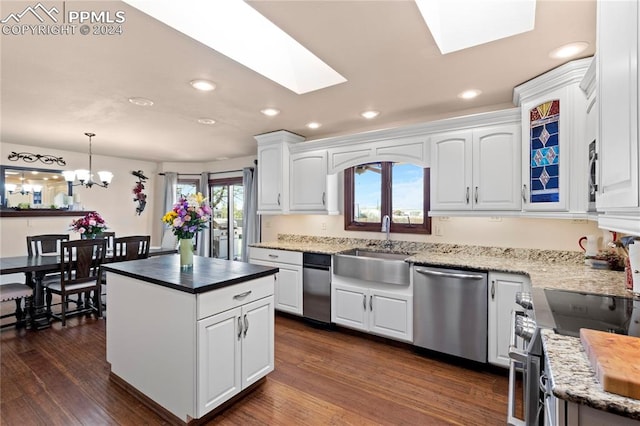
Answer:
[276,233,585,264]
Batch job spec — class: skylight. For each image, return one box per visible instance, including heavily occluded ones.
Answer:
[123,0,347,94]
[415,0,536,54]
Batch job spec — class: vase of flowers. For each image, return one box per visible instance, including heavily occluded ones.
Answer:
[162,192,211,268]
[70,212,108,239]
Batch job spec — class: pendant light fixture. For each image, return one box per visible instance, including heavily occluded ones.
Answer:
[63,132,113,188]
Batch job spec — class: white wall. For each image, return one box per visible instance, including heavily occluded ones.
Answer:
[261,214,602,251]
[1,142,158,257]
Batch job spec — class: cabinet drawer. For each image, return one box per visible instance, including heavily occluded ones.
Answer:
[249,247,302,265]
[197,275,275,320]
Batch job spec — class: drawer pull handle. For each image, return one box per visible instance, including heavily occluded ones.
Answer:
[243,314,249,337]
[268,254,279,259]
[233,290,252,300]
[363,294,366,310]
[369,295,373,311]
[237,317,243,340]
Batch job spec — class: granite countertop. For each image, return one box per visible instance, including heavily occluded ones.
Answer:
[103,255,278,294]
[250,234,633,298]
[541,329,640,420]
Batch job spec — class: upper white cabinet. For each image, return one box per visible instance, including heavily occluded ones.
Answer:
[596,0,640,235]
[430,123,521,212]
[289,150,340,214]
[514,59,591,214]
[255,131,338,215]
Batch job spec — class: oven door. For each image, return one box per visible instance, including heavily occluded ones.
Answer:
[507,310,543,426]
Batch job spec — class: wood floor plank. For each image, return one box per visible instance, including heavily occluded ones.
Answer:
[1,313,511,425]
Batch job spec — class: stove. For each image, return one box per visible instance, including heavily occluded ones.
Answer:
[531,287,640,338]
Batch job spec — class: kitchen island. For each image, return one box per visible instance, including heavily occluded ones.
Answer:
[102,255,278,425]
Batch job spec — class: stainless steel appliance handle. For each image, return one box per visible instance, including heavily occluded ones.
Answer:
[415,268,484,280]
[508,310,528,363]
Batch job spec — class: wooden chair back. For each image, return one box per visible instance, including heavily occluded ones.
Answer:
[113,235,150,262]
[26,234,69,256]
[101,231,116,253]
[60,239,106,290]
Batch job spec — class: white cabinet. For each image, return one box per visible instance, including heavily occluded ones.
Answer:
[550,396,640,426]
[289,150,340,214]
[514,59,591,214]
[596,0,640,234]
[255,130,305,214]
[430,123,521,212]
[487,272,531,368]
[106,272,275,423]
[332,276,412,342]
[249,247,303,315]
[197,296,274,418]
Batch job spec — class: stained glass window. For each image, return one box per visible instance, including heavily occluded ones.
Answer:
[529,100,560,203]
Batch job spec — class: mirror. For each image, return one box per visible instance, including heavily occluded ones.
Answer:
[1,165,72,209]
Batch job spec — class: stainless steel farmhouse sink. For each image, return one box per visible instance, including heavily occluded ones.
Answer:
[333,249,411,285]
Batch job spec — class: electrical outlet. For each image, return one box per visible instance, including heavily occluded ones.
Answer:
[572,219,587,224]
[435,225,443,236]
[321,222,327,230]
[265,220,271,228]
[489,217,502,222]
[439,216,450,222]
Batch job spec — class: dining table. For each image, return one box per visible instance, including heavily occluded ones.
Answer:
[0,247,178,330]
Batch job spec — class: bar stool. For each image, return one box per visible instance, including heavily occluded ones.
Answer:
[0,283,33,329]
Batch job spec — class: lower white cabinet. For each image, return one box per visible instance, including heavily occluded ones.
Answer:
[332,277,412,342]
[487,272,531,368]
[197,296,274,418]
[548,395,640,426]
[249,247,303,315]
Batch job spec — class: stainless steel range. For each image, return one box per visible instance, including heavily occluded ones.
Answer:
[507,287,639,426]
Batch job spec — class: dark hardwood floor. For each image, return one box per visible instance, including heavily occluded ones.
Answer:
[1,312,513,425]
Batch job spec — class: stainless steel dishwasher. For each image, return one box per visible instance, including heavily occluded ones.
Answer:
[413,266,488,363]
[302,253,331,325]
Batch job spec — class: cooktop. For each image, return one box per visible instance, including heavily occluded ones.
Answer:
[532,288,640,338]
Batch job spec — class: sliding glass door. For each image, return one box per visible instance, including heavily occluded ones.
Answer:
[210,178,243,260]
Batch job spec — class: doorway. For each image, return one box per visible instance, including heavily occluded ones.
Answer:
[210,178,243,260]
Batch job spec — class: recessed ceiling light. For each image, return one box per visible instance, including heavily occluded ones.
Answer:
[123,0,346,94]
[458,89,482,100]
[260,108,280,117]
[361,110,380,119]
[190,79,216,91]
[549,42,589,59]
[306,122,321,129]
[128,97,154,107]
[197,118,216,125]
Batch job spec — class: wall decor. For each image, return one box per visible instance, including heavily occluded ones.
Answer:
[8,151,66,166]
[132,170,148,215]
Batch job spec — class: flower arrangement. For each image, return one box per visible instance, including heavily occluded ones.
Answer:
[131,170,148,215]
[70,212,108,237]
[162,192,212,239]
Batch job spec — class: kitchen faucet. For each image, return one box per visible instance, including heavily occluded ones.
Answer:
[381,215,392,249]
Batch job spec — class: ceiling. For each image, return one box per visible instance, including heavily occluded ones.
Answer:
[0,0,596,163]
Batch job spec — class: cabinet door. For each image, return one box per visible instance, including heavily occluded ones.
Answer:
[332,283,368,332]
[290,150,328,212]
[430,131,473,210]
[488,272,528,368]
[249,259,303,315]
[473,125,521,210]
[257,144,284,212]
[596,0,639,211]
[369,289,413,342]
[197,307,242,417]
[241,296,275,389]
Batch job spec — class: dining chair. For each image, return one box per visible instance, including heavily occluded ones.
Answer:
[101,231,116,255]
[0,283,33,329]
[26,234,69,256]
[112,235,151,262]
[46,238,106,326]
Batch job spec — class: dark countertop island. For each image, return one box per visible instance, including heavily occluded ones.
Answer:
[103,255,278,294]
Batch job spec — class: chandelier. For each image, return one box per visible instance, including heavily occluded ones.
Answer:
[5,172,43,195]
[63,132,113,188]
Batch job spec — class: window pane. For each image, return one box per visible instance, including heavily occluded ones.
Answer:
[176,181,197,198]
[391,163,424,225]
[211,185,228,259]
[353,163,382,223]
[232,185,243,261]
